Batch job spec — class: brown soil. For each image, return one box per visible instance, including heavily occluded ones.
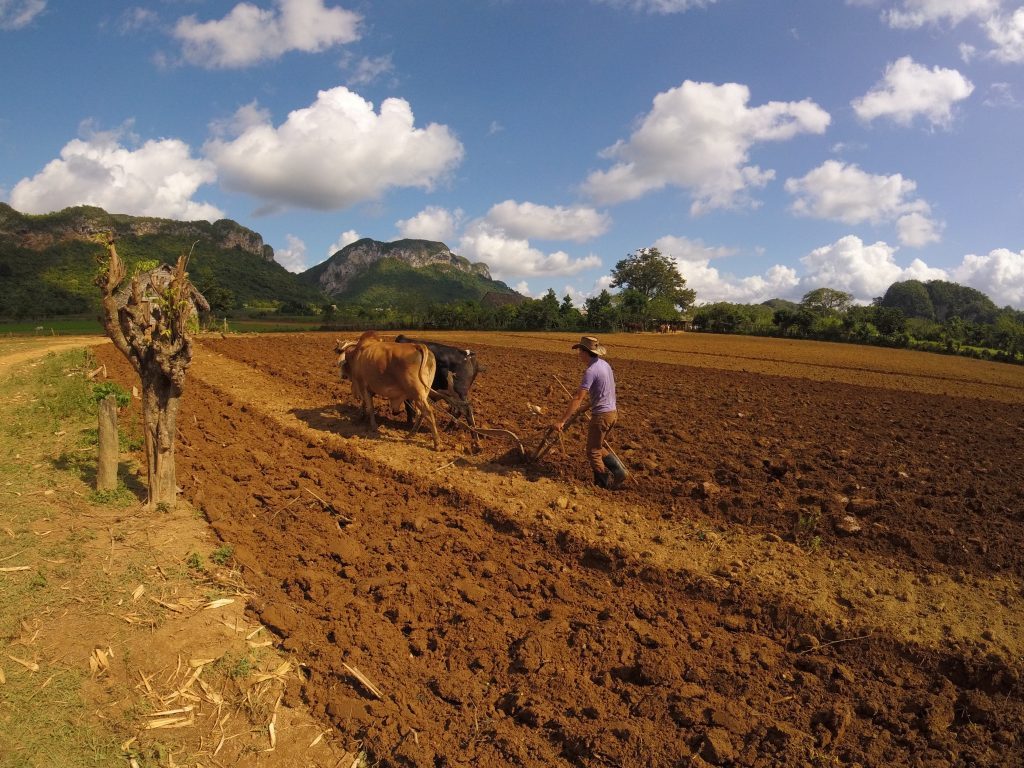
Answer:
[95,331,1024,767]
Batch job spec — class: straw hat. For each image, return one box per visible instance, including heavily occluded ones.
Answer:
[572,335,607,356]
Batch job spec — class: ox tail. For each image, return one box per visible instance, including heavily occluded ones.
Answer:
[415,344,434,391]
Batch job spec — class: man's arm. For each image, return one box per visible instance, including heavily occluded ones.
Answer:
[555,388,588,431]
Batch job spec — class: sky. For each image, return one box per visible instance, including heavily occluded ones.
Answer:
[1,0,1023,310]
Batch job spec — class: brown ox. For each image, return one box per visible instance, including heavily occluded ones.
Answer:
[336,333,441,451]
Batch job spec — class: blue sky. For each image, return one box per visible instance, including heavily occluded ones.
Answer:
[2,0,1023,309]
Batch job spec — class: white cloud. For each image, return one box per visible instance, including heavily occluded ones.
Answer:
[983,82,1020,108]
[896,211,943,247]
[205,86,464,211]
[275,234,308,272]
[799,235,949,301]
[342,52,394,87]
[634,233,1024,308]
[852,57,973,128]
[685,261,800,304]
[653,234,736,262]
[174,0,361,69]
[0,0,45,30]
[594,0,717,13]
[582,80,830,214]
[457,221,601,280]
[10,125,222,221]
[395,206,463,241]
[959,42,978,62]
[785,161,941,244]
[883,0,999,29]
[985,8,1024,63]
[484,200,610,242]
[327,229,361,255]
[647,234,796,303]
[953,248,1024,306]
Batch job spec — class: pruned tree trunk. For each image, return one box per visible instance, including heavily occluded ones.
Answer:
[142,370,182,508]
[97,394,119,492]
[94,237,208,511]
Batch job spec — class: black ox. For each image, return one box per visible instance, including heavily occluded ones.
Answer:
[395,334,482,434]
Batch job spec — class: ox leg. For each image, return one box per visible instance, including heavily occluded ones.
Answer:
[409,395,441,451]
[359,385,379,433]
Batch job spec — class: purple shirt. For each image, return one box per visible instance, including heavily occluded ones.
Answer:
[580,357,616,414]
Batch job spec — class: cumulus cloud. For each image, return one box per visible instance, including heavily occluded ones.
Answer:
[327,229,361,256]
[882,0,999,29]
[953,248,1024,306]
[9,124,222,221]
[652,234,736,262]
[457,221,601,280]
[0,0,45,30]
[174,0,361,68]
[985,8,1024,63]
[650,234,795,302]
[484,200,610,242]
[205,86,464,211]
[896,211,943,247]
[593,0,717,13]
[275,234,308,272]
[395,206,463,241]
[852,56,973,127]
[785,160,941,246]
[638,232,1024,308]
[582,80,830,214]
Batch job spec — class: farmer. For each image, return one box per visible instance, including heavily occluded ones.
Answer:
[554,335,628,489]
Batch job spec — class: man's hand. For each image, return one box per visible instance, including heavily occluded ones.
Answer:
[553,421,565,432]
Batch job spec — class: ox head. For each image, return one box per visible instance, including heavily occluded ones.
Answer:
[335,339,358,380]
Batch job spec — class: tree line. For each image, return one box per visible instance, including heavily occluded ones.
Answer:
[320,250,1024,365]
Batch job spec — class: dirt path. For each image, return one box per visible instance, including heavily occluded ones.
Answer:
[0,335,107,376]
[92,334,1024,767]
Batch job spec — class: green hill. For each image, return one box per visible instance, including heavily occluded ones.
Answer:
[0,203,328,318]
[300,237,521,310]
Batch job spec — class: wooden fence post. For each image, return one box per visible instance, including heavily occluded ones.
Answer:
[97,394,119,491]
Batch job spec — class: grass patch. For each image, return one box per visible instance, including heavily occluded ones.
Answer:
[0,349,128,766]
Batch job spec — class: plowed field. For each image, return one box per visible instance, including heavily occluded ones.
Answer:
[95,331,1024,767]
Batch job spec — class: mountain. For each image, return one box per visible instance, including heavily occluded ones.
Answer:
[0,204,327,317]
[300,238,522,309]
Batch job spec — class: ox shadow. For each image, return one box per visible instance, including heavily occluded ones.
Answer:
[290,402,431,444]
[289,403,568,483]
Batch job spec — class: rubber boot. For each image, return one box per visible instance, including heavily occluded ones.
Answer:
[602,453,628,488]
[592,470,610,489]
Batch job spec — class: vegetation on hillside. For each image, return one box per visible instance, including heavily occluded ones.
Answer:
[691,281,1024,363]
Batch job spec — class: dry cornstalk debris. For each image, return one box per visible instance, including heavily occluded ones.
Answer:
[249,660,292,685]
[131,584,145,601]
[204,598,235,610]
[89,647,112,677]
[342,662,383,700]
[149,596,187,613]
[144,715,195,730]
[6,654,39,672]
[308,728,331,748]
[0,566,31,572]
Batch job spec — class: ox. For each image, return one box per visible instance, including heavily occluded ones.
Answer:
[394,334,482,431]
[336,332,441,451]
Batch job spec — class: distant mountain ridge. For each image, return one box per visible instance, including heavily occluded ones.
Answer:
[0,203,325,317]
[300,237,520,308]
[0,205,523,318]
[0,203,274,261]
